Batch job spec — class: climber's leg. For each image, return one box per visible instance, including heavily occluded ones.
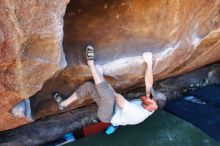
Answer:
[87,45,115,123]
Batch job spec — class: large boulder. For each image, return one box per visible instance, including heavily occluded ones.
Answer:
[30,0,220,120]
[1,0,220,131]
[0,0,69,131]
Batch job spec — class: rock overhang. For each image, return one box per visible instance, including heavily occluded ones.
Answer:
[0,0,220,131]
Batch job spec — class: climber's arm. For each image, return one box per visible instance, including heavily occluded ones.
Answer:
[143,52,153,97]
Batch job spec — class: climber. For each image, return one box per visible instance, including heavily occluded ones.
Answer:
[53,45,167,134]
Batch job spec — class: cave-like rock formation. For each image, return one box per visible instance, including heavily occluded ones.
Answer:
[1,62,220,146]
[0,0,220,131]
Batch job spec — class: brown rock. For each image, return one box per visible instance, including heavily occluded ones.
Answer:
[1,62,220,146]
[30,0,220,120]
[0,0,69,131]
[1,0,220,131]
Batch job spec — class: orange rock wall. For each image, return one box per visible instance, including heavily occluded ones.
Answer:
[0,0,220,131]
[0,0,69,131]
[62,0,220,91]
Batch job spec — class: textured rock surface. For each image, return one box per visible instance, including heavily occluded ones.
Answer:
[63,0,220,75]
[0,0,69,131]
[30,0,220,118]
[1,0,220,131]
[0,104,97,146]
[0,62,220,146]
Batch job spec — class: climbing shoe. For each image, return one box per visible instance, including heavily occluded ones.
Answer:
[53,92,64,111]
[85,45,95,60]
